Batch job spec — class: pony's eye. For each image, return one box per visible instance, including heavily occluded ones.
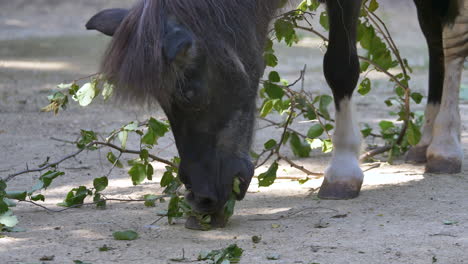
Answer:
[176,77,207,110]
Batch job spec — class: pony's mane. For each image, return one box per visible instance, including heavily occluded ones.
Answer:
[101,0,279,105]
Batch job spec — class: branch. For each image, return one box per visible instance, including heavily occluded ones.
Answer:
[4,141,178,182]
[92,142,178,168]
[20,196,167,213]
[277,154,323,177]
[4,145,89,182]
[359,145,392,161]
[295,26,410,92]
[259,117,308,139]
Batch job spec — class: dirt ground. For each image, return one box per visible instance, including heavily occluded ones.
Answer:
[1,1,468,264]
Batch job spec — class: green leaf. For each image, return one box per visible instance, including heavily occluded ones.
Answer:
[395,86,405,97]
[41,91,69,114]
[274,19,297,45]
[198,244,243,263]
[407,121,422,146]
[224,194,237,221]
[264,82,284,99]
[290,133,311,158]
[361,125,373,138]
[142,118,170,146]
[93,193,106,208]
[232,177,241,196]
[93,177,108,193]
[322,139,333,153]
[368,0,380,12]
[318,95,333,120]
[307,124,324,139]
[129,163,148,186]
[319,12,329,31]
[141,129,156,146]
[106,152,123,168]
[358,78,372,95]
[31,194,45,202]
[268,71,281,83]
[6,191,27,201]
[59,186,91,207]
[379,121,395,132]
[260,100,274,118]
[113,230,139,241]
[118,131,128,149]
[146,164,154,181]
[73,260,92,264]
[258,162,279,187]
[0,199,8,214]
[148,118,170,138]
[160,171,175,188]
[0,180,6,193]
[140,149,150,161]
[143,194,159,207]
[264,139,277,150]
[167,195,184,224]
[411,92,424,104]
[0,210,18,228]
[77,130,98,150]
[264,52,278,67]
[38,170,65,190]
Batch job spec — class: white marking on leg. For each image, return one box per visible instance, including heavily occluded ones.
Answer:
[427,56,464,163]
[325,98,363,183]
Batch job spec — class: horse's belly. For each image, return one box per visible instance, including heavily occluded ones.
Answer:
[444,0,468,58]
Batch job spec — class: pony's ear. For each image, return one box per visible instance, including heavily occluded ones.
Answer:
[86,9,129,36]
[163,20,194,65]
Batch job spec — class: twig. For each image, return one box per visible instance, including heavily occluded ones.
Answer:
[92,142,177,168]
[362,163,381,172]
[72,73,100,83]
[4,141,178,183]
[259,117,308,139]
[4,145,90,182]
[277,154,323,177]
[360,145,392,161]
[249,206,338,221]
[49,137,76,144]
[21,196,167,213]
[295,26,410,92]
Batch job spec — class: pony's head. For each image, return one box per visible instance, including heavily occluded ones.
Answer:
[87,0,276,216]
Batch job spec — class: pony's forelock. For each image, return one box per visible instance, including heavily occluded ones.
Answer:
[101,0,279,106]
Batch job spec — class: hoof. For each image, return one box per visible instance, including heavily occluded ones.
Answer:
[406,146,428,164]
[184,211,228,231]
[425,156,462,174]
[318,178,362,200]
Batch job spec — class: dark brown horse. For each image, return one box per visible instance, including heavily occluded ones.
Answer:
[86,0,467,228]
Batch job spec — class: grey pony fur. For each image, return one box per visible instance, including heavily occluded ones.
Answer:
[101,0,279,106]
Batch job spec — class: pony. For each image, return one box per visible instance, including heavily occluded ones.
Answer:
[86,0,467,229]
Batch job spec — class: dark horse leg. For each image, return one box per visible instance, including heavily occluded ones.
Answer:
[318,0,364,199]
[406,0,445,164]
[425,0,467,173]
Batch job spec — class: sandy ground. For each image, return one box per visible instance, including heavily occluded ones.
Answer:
[1,1,468,263]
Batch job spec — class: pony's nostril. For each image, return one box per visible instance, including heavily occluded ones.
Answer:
[192,195,218,211]
[196,197,215,207]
